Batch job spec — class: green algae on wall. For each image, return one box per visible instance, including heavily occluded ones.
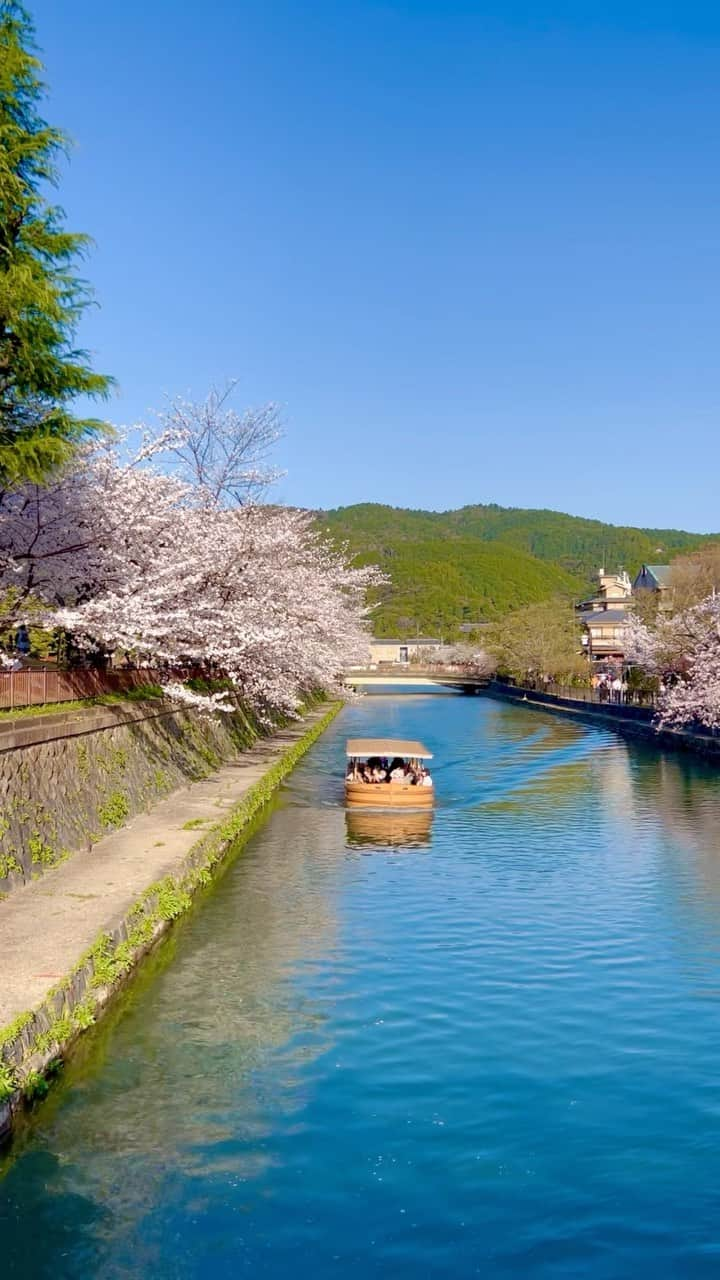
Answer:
[0,700,282,895]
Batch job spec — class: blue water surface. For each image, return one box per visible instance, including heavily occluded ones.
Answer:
[4,694,720,1277]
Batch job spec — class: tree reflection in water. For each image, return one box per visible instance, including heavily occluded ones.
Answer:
[622,747,720,927]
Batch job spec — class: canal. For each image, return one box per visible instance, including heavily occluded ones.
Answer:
[5,694,720,1277]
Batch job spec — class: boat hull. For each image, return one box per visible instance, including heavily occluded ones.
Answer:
[345,781,434,809]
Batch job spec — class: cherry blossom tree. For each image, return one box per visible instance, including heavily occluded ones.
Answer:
[0,434,186,615]
[626,597,720,729]
[149,384,283,506]
[427,643,495,674]
[0,394,380,715]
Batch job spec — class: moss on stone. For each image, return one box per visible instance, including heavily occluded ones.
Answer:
[0,1010,32,1050]
[0,852,21,879]
[28,833,62,867]
[76,742,90,778]
[0,1060,15,1102]
[98,791,129,829]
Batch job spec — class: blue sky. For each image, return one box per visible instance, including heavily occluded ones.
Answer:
[30,0,720,529]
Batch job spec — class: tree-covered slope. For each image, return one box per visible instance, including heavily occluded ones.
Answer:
[440,505,715,579]
[349,538,582,638]
[318,506,583,637]
[319,503,719,638]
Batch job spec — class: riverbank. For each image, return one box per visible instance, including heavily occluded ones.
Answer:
[0,700,342,1141]
[487,681,720,758]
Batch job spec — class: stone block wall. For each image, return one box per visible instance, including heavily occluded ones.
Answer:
[0,701,267,894]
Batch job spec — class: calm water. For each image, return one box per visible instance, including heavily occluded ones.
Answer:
[5,695,720,1277]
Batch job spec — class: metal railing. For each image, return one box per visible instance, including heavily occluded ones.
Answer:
[349,663,490,679]
[491,680,720,741]
[0,667,179,713]
[518,680,657,708]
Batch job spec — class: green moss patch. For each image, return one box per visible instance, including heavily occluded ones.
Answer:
[98,791,129,829]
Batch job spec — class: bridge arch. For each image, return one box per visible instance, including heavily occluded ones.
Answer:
[343,668,489,695]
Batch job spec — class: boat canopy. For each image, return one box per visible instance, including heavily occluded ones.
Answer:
[345,738,433,760]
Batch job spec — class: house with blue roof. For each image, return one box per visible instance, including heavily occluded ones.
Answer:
[632,564,671,592]
[632,564,674,617]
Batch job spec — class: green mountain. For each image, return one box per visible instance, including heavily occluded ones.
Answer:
[319,502,718,639]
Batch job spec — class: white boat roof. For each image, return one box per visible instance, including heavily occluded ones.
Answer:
[346,738,433,760]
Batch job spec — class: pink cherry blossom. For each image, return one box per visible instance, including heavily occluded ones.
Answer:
[626,596,720,729]
[0,395,382,716]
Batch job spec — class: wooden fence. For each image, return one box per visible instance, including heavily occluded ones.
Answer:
[0,668,177,712]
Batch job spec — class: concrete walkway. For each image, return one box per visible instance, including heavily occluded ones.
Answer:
[0,706,332,1029]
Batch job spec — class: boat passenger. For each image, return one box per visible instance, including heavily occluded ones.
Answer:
[390,763,406,782]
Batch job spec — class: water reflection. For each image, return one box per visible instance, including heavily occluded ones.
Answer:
[621,748,720,938]
[345,807,434,849]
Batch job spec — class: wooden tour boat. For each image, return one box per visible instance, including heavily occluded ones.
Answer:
[345,738,434,809]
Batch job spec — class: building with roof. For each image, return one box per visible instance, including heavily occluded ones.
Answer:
[577,564,673,664]
[575,568,632,663]
[632,564,672,596]
[367,638,442,666]
[577,568,632,616]
[632,564,673,615]
[580,607,629,664]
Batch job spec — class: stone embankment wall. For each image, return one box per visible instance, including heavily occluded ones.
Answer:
[0,700,269,894]
[487,681,720,759]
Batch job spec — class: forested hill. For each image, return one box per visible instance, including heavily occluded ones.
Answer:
[319,503,717,639]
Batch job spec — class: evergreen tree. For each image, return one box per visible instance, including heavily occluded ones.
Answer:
[0,1,112,486]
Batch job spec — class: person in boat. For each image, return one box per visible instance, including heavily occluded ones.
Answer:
[390,761,406,783]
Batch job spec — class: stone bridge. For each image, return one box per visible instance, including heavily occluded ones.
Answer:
[343,666,490,694]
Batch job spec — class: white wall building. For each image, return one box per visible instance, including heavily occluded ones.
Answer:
[367,638,441,666]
